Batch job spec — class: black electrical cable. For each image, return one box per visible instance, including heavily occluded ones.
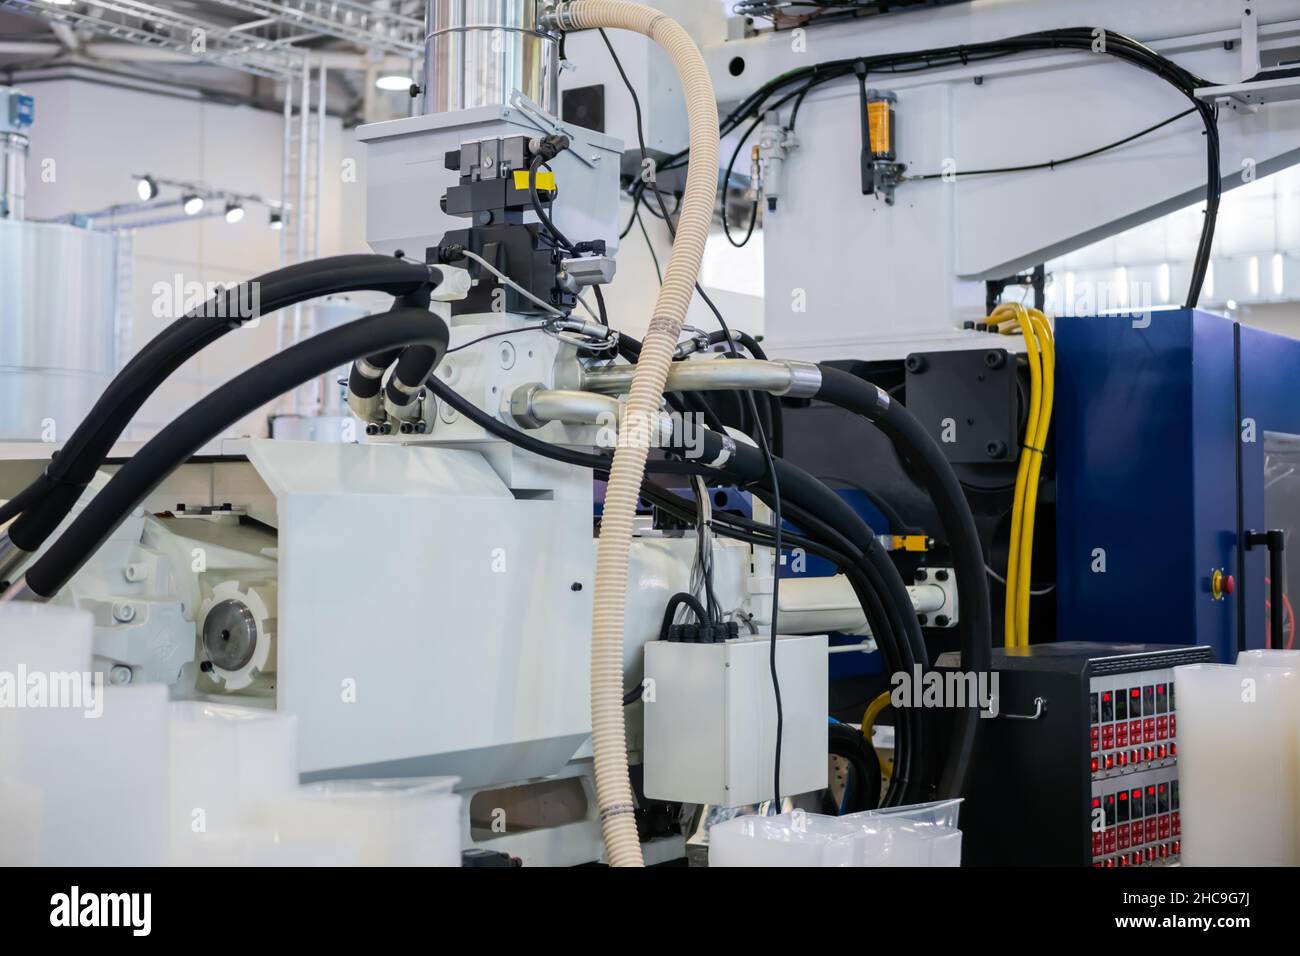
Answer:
[906,107,1199,180]
[652,27,1220,308]
[659,591,709,640]
[20,306,450,599]
[446,325,548,354]
[529,155,575,253]
[5,255,436,553]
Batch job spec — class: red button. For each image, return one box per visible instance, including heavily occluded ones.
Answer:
[1223,574,1236,595]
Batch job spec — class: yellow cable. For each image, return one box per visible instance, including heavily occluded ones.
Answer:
[860,691,894,779]
[1015,310,1054,646]
[997,302,1042,648]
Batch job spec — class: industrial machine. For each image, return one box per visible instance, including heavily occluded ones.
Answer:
[2,0,1300,868]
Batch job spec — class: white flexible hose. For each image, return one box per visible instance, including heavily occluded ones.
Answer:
[552,0,719,867]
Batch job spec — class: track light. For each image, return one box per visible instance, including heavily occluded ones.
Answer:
[224,201,245,224]
[136,175,158,201]
[376,74,413,92]
[182,194,205,216]
[268,211,284,230]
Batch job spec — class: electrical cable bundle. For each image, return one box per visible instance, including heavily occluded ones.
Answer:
[653,26,1220,309]
[993,303,1055,649]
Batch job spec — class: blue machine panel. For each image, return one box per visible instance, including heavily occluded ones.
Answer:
[1055,310,1240,661]
[1239,324,1300,653]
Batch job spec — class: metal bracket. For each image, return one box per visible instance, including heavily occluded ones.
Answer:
[1000,696,1047,721]
[509,91,596,168]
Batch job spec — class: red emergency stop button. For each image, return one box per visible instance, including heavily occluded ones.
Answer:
[1212,569,1236,601]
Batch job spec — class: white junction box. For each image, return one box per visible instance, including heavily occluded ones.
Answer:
[643,634,828,807]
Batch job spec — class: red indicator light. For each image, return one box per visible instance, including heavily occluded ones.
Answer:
[1131,689,1140,698]
[1092,797,1101,808]
[1103,692,1112,701]
[1159,783,1166,792]
[1131,789,1141,802]
[1147,786,1156,795]
[1118,791,1128,801]
[1091,758,1099,772]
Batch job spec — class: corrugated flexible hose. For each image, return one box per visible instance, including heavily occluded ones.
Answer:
[551,0,719,867]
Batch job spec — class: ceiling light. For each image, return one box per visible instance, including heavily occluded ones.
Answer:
[136,175,158,201]
[268,210,284,230]
[224,201,245,224]
[182,194,205,216]
[376,74,413,92]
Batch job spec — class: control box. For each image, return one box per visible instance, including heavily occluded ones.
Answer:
[937,641,1211,866]
[642,634,828,807]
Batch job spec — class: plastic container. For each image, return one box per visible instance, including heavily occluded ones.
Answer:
[1174,662,1298,866]
[0,603,93,673]
[256,777,462,866]
[841,799,963,866]
[709,799,962,867]
[0,685,169,865]
[1237,648,1300,667]
[167,702,298,865]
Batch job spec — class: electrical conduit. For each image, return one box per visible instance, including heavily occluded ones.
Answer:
[548,0,719,867]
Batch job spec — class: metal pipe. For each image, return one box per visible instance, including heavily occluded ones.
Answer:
[509,384,619,429]
[581,358,823,398]
[423,0,560,114]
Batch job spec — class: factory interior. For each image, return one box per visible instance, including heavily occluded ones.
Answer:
[4,0,1300,886]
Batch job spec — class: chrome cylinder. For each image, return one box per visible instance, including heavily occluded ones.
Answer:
[582,359,824,399]
[424,0,560,115]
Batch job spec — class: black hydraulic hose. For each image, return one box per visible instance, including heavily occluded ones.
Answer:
[814,365,992,800]
[8,256,438,552]
[385,345,441,409]
[20,306,449,599]
[735,458,931,804]
[347,347,403,401]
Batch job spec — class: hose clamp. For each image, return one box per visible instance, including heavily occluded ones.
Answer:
[355,357,387,380]
[778,360,822,398]
[706,434,737,470]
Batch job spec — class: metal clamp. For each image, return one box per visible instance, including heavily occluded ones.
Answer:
[999,696,1047,721]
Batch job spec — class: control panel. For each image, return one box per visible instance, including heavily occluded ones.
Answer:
[1088,669,1181,867]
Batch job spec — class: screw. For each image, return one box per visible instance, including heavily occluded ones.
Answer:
[112,602,136,624]
[986,440,1008,459]
[915,569,928,582]
[571,582,583,592]
[109,665,132,685]
[123,563,148,583]
[918,614,929,626]
[199,660,214,673]
[905,354,926,373]
[935,614,950,628]
[984,350,1006,369]
[935,569,950,582]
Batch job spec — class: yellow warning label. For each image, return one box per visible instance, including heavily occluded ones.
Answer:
[513,169,557,192]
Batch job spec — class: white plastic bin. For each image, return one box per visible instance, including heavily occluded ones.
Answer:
[709,799,962,867]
